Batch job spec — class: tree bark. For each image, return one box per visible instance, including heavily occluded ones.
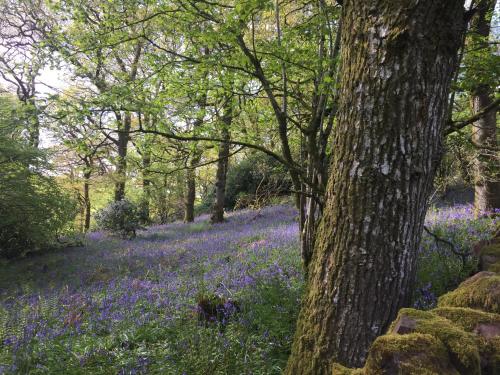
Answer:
[300,126,329,274]
[83,171,91,232]
[298,4,341,273]
[114,112,131,202]
[26,97,40,149]
[470,0,499,216]
[211,102,232,224]
[472,87,499,216]
[184,161,197,223]
[157,176,169,224]
[183,89,207,223]
[286,0,465,371]
[141,149,151,223]
[138,113,152,223]
[112,41,141,202]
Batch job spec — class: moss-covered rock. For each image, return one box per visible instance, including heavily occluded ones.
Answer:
[438,272,500,314]
[479,242,500,273]
[432,307,500,374]
[364,333,459,375]
[388,309,481,374]
[331,362,364,374]
[432,307,500,332]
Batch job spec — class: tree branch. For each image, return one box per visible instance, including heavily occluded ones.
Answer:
[446,97,499,135]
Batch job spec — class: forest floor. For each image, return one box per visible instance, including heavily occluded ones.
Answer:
[0,204,497,374]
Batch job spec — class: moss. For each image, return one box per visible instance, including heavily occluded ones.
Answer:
[487,262,500,273]
[432,307,500,332]
[480,242,500,272]
[438,273,500,314]
[364,333,459,375]
[480,337,500,375]
[331,363,364,374]
[481,243,500,257]
[432,307,500,373]
[390,308,481,374]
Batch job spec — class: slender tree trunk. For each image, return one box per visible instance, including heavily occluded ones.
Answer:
[158,176,169,224]
[184,161,197,223]
[184,144,202,223]
[299,4,341,272]
[286,1,465,371]
[26,98,40,149]
[114,112,131,202]
[211,129,230,224]
[472,88,499,215]
[300,128,327,273]
[110,42,141,202]
[470,0,499,216]
[183,89,207,223]
[140,113,155,223]
[141,150,151,223]
[83,171,91,232]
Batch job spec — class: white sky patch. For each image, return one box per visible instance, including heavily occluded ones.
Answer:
[37,66,70,96]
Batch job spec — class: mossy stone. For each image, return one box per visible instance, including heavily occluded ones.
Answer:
[364,333,459,375]
[481,242,500,257]
[432,307,500,374]
[438,272,500,314]
[479,242,500,272]
[331,363,364,374]
[432,307,500,332]
[389,308,481,375]
[487,262,500,273]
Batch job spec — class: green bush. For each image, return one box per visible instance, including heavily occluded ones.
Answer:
[95,199,141,239]
[0,96,77,258]
[0,174,77,259]
[199,152,291,212]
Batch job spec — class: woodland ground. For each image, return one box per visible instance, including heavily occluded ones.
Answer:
[0,204,498,374]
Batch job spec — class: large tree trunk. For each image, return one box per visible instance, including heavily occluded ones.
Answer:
[114,112,131,202]
[470,0,499,217]
[211,103,232,224]
[286,0,465,371]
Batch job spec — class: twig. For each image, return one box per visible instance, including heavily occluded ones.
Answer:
[423,226,469,268]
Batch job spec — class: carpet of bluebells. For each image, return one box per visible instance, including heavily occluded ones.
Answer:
[0,204,498,374]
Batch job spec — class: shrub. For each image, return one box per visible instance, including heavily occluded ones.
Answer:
[0,174,77,258]
[95,199,141,239]
[0,97,77,258]
[199,152,291,212]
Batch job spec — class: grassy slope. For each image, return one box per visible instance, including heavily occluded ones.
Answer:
[0,204,497,374]
[0,205,302,374]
